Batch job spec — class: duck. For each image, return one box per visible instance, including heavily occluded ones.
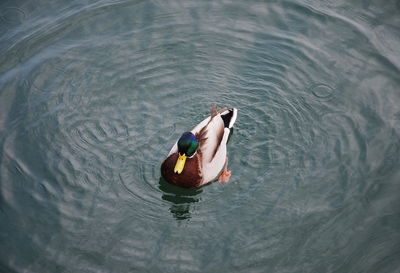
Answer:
[161,105,238,188]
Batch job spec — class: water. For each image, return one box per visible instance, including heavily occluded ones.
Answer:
[1,0,400,272]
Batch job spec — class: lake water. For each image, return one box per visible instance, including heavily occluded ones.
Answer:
[1,0,400,272]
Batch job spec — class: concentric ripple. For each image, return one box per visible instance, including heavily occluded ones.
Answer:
[0,7,26,24]
[1,0,400,272]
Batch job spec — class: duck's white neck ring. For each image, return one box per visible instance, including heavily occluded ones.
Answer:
[188,151,197,159]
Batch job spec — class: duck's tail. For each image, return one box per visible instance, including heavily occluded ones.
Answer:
[220,108,238,129]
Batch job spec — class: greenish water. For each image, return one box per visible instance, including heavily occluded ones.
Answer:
[1,0,400,272]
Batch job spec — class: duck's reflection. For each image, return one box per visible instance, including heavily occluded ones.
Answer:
[158,177,203,220]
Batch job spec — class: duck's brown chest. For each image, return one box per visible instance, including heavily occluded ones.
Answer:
[161,153,202,188]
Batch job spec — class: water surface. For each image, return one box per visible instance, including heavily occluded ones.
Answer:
[1,0,400,272]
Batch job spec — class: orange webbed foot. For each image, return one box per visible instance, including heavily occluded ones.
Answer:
[218,157,232,183]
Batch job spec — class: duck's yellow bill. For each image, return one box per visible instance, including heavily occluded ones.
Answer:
[174,153,187,174]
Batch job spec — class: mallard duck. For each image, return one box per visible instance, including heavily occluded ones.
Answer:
[161,105,238,188]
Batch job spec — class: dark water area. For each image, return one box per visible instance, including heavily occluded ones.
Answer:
[1,0,400,272]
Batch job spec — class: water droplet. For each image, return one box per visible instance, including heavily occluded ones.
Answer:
[309,83,335,99]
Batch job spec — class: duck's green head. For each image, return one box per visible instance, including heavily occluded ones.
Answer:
[174,132,199,174]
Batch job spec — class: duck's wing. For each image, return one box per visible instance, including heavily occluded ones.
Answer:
[195,106,237,183]
[195,105,238,162]
[195,112,225,163]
